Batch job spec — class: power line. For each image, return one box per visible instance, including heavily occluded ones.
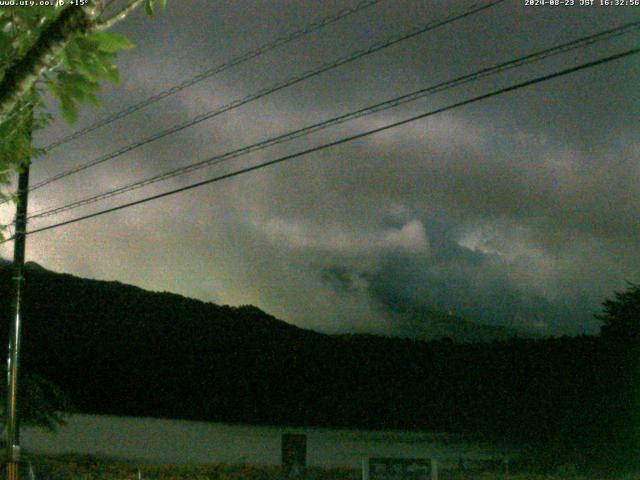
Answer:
[27,0,505,193]
[11,47,637,242]
[40,0,388,153]
[27,20,640,221]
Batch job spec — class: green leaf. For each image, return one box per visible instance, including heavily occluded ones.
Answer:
[61,40,81,70]
[158,0,167,9]
[56,72,100,104]
[103,64,120,84]
[46,78,61,99]
[89,32,134,53]
[59,94,78,124]
[85,92,100,106]
[144,0,154,17]
[75,50,104,82]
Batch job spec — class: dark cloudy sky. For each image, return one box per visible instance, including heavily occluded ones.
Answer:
[1,0,638,336]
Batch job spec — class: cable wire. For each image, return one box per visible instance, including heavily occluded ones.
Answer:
[9,47,636,242]
[40,0,387,152]
[28,0,505,193]
[27,19,640,221]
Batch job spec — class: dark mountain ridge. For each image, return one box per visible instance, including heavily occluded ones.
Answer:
[0,261,636,471]
[5,261,522,343]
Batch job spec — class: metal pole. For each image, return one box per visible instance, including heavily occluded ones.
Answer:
[5,164,30,478]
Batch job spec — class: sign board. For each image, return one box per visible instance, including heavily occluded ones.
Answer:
[363,457,437,480]
[281,433,307,476]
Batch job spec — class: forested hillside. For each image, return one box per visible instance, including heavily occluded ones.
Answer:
[0,261,637,471]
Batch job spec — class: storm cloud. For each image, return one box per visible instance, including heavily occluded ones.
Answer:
[1,0,638,337]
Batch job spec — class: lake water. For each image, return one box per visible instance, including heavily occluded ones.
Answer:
[22,414,510,469]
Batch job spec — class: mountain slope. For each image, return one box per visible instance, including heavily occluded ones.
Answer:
[0,261,605,442]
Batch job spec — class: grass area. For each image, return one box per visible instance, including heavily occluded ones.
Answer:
[17,454,638,480]
[26,454,358,480]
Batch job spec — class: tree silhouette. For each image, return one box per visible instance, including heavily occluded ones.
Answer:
[597,282,640,341]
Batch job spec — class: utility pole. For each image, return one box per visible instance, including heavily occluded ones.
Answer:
[5,161,30,480]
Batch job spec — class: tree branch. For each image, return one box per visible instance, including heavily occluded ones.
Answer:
[94,0,146,31]
[0,0,146,125]
[0,6,93,125]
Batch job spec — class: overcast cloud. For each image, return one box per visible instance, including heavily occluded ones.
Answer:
[1,0,638,336]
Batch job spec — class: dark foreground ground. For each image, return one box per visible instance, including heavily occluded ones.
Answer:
[9,454,636,480]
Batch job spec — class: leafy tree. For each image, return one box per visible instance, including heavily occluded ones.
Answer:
[0,0,167,205]
[0,0,166,429]
[597,282,640,341]
[0,368,72,432]
[592,283,640,471]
